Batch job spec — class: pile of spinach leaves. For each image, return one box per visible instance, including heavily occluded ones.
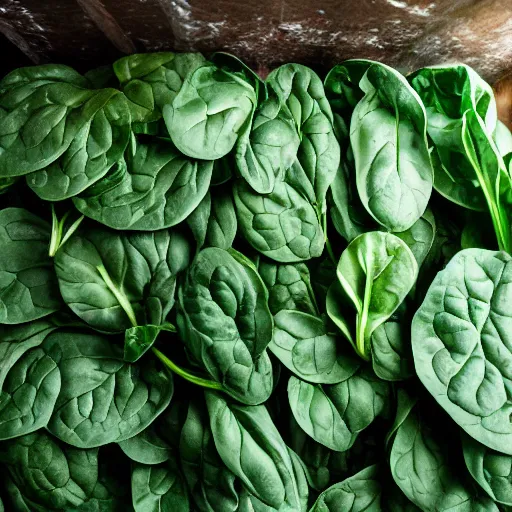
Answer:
[0,52,511,511]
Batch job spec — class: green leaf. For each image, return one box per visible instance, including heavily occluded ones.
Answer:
[132,461,190,512]
[258,261,318,315]
[390,402,499,512]
[462,432,512,506]
[412,248,512,454]
[206,392,308,511]
[333,231,417,360]
[27,89,131,201]
[114,52,206,123]
[0,208,61,324]
[370,319,413,381]
[234,178,324,263]
[270,310,360,384]
[118,424,172,465]
[267,64,340,209]
[55,226,190,332]
[177,247,273,405]
[74,141,213,231]
[164,65,256,160]
[0,67,99,176]
[310,465,382,512]
[124,323,175,363]
[236,89,300,194]
[0,347,60,440]
[288,368,389,451]
[395,209,436,268]
[409,64,497,211]
[44,331,174,448]
[179,400,239,511]
[205,189,238,250]
[351,62,433,231]
[0,430,99,510]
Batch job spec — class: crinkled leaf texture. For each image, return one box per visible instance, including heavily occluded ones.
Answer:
[462,432,512,506]
[234,179,324,263]
[206,392,308,511]
[288,367,389,451]
[270,310,360,384]
[390,403,499,512]
[74,142,213,230]
[177,248,273,405]
[44,331,174,448]
[0,208,61,324]
[351,61,433,232]
[164,65,256,160]
[310,465,382,512]
[412,248,512,454]
[55,226,191,332]
[0,430,99,511]
[26,89,131,201]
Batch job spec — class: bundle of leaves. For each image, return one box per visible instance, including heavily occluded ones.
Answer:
[0,52,511,511]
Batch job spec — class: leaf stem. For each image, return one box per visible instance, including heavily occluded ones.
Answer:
[49,205,84,257]
[96,264,138,328]
[152,347,224,390]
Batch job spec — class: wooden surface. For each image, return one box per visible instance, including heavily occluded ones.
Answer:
[1,0,512,89]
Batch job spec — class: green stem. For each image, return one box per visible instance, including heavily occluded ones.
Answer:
[355,268,373,362]
[321,212,337,266]
[96,265,138,328]
[48,206,84,257]
[152,347,223,390]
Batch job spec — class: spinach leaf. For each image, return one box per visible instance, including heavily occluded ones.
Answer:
[0,208,61,324]
[370,318,413,381]
[206,392,308,511]
[186,190,211,250]
[270,310,360,384]
[395,209,436,268]
[164,65,256,160]
[113,52,205,123]
[412,248,512,454]
[409,64,497,212]
[77,445,133,511]
[177,247,273,404]
[44,331,174,448]
[351,62,433,231]
[329,158,376,243]
[236,89,300,194]
[0,430,99,510]
[258,260,317,315]
[74,141,213,230]
[179,400,239,511]
[494,120,512,158]
[310,465,382,512]
[132,461,190,512]
[234,178,324,263]
[267,64,340,209]
[118,423,172,465]
[0,66,99,176]
[332,231,417,360]
[55,225,190,332]
[188,188,237,251]
[0,320,56,390]
[205,189,237,249]
[288,367,389,451]
[26,89,131,201]
[389,402,499,512]
[0,347,60,440]
[124,323,176,363]
[462,432,512,506]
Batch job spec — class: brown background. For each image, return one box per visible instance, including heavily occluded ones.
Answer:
[1,0,512,120]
